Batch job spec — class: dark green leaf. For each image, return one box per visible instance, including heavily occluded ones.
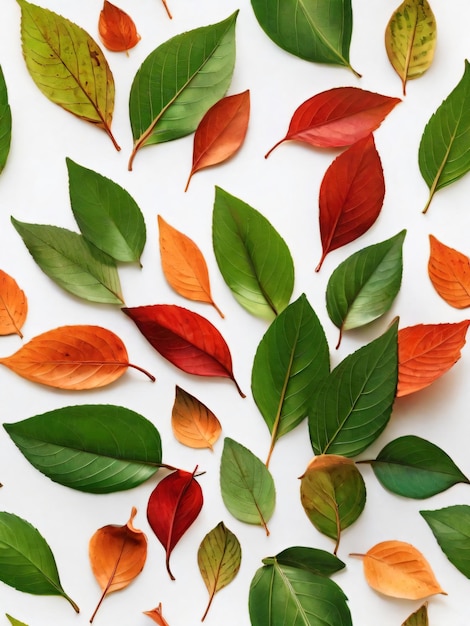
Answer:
[421,505,470,578]
[0,65,12,174]
[270,547,345,577]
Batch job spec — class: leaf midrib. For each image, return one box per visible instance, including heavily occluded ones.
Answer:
[373,459,468,481]
[274,562,311,626]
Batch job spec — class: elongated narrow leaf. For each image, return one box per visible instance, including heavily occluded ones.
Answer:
[171,385,221,450]
[428,235,470,308]
[11,218,123,304]
[17,0,119,149]
[128,12,238,169]
[0,65,12,173]
[0,512,79,611]
[6,616,28,626]
[309,320,398,457]
[0,270,27,338]
[273,547,345,577]
[402,603,429,626]
[251,294,329,466]
[368,435,469,498]
[385,0,437,95]
[220,438,275,535]
[326,230,405,347]
[251,0,358,75]
[212,187,294,319]
[67,158,146,264]
[420,60,470,213]
[421,505,470,578]
[316,134,385,271]
[3,404,162,493]
[98,1,141,53]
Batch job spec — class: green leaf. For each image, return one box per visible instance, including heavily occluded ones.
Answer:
[269,546,345,577]
[419,60,470,213]
[0,512,79,612]
[326,230,405,347]
[11,217,123,304]
[402,603,429,626]
[250,0,359,76]
[6,616,28,626]
[0,65,12,174]
[220,437,276,535]
[128,12,238,169]
[309,320,398,457]
[212,187,294,320]
[368,435,469,498]
[420,505,470,578]
[17,0,119,150]
[3,405,162,493]
[66,158,146,264]
[251,294,329,465]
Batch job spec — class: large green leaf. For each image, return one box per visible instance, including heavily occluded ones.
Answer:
[250,0,358,75]
[251,294,329,465]
[419,60,470,213]
[128,12,237,169]
[0,65,12,174]
[212,187,294,320]
[0,512,78,611]
[3,405,162,493]
[66,158,146,264]
[273,546,345,577]
[11,217,123,304]
[309,320,398,457]
[326,230,405,347]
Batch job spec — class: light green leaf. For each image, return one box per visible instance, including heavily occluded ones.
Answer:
[402,603,429,626]
[326,230,405,347]
[213,187,294,320]
[11,217,123,304]
[0,512,78,612]
[0,65,12,174]
[419,60,470,213]
[272,546,345,577]
[309,320,398,457]
[128,12,237,169]
[6,616,28,626]
[3,405,162,493]
[66,158,146,264]
[17,0,119,149]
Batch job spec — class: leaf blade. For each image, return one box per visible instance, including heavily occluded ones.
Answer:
[428,234,470,308]
[0,270,27,338]
[98,1,140,53]
[0,64,12,173]
[171,386,221,450]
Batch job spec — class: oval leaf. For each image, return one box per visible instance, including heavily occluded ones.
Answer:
[0,65,12,174]
[402,603,429,626]
[171,385,221,450]
[98,1,140,53]
[0,270,27,338]
[3,404,162,493]
[428,234,470,308]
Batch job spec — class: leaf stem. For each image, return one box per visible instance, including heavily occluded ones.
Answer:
[201,591,215,621]
[161,0,173,19]
[103,123,121,152]
[127,362,156,381]
[264,138,285,159]
[63,591,80,613]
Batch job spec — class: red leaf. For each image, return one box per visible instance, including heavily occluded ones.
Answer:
[147,468,203,580]
[122,304,245,396]
[98,1,141,53]
[316,134,385,271]
[265,87,401,156]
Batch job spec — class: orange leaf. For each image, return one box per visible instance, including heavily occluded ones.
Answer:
[0,269,28,338]
[428,234,470,308]
[171,385,222,450]
[144,602,171,626]
[98,1,141,53]
[89,507,147,622]
[185,90,250,191]
[397,320,470,397]
[352,540,446,600]
[0,324,154,390]
[158,215,223,317]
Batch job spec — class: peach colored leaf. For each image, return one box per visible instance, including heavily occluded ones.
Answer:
[98,1,141,53]
[171,385,221,450]
[0,269,28,338]
[397,320,470,397]
[158,215,223,317]
[428,235,470,308]
[144,603,170,625]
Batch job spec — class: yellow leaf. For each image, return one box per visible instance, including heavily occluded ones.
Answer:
[171,385,222,450]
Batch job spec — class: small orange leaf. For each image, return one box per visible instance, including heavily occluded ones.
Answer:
[89,507,147,622]
[0,269,28,338]
[171,385,222,450]
[158,215,223,317]
[352,540,446,600]
[428,235,470,308]
[144,602,171,625]
[397,320,470,397]
[98,1,141,53]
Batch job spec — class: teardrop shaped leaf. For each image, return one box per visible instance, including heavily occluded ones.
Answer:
[428,234,470,308]
[171,385,222,450]
[402,603,429,626]
[0,511,79,611]
[3,404,162,493]
[128,12,238,169]
[17,0,119,150]
[420,60,470,213]
[0,270,27,338]
[272,546,345,577]
[309,320,398,457]
[67,158,146,264]
[212,186,294,319]
[98,1,141,53]
[0,65,12,174]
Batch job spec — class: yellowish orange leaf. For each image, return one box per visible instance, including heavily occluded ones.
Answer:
[0,269,27,338]
[428,235,470,308]
[144,602,171,625]
[98,1,141,53]
[171,385,222,450]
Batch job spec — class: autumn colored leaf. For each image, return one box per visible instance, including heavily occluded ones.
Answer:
[171,385,222,450]
[158,215,223,317]
[89,507,147,622]
[0,270,27,338]
[397,320,470,396]
[0,64,12,174]
[122,304,244,396]
[428,235,470,308]
[265,87,400,156]
[0,325,154,390]
[98,1,140,53]
[144,603,170,625]
[402,603,429,626]
[351,540,445,599]
[185,90,250,191]
[316,134,385,271]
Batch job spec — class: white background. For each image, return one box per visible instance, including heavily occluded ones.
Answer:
[0,1,469,624]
